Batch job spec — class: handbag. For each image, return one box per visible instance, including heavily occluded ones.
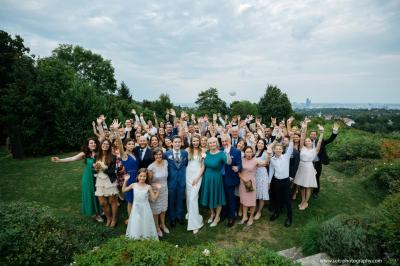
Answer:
[244,180,254,192]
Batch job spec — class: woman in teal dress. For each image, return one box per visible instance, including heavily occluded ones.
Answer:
[199,137,231,227]
[52,137,101,221]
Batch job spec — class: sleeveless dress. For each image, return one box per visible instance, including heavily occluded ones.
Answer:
[148,160,168,214]
[186,154,204,231]
[126,184,158,240]
[200,151,227,208]
[81,157,100,215]
[294,147,318,188]
[94,161,119,197]
[121,154,138,203]
[239,157,257,207]
[255,152,269,200]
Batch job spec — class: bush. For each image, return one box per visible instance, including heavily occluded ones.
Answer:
[74,237,298,266]
[319,215,380,260]
[301,220,322,256]
[371,160,400,194]
[0,201,114,266]
[330,136,382,161]
[330,159,372,176]
[371,193,400,263]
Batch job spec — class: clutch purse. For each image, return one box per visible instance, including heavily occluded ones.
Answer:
[244,180,254,192]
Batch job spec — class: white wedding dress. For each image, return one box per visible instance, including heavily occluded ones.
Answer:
[185,154,204,231]
[126,184,158,240]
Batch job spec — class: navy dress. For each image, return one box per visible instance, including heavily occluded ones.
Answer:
[121,154,138,203]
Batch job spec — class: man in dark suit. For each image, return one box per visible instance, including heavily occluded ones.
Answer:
[133,135,154,169]
[221,134,242,227]
[229,127,240,148]
[310,123,339,198]
[164,136,188,227]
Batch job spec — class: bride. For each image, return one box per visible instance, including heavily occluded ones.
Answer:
[185,134,204,234]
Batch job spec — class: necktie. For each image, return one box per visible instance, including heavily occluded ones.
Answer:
[175,152,180,163]
[140,148,144,160]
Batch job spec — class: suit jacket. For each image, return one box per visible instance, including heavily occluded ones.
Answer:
[223,147,242,186]
[164,149,188,188]
[315,131,338,165]
[133,146,154,169]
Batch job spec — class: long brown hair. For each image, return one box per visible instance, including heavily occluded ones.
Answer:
[82,137,99,163]
[137,168,151,185]
[97,139,113,165]
[188,134,202,160]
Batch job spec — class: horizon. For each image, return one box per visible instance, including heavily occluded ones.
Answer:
[1,0,400,103]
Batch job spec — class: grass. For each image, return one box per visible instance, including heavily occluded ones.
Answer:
[0,146,383,253]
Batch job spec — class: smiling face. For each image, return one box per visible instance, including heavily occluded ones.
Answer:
[164,138,172,148]
[201,137,208,148]
[173,137,182,151]
[125,120,132,128]
[207,137,218,151]
[137,171,148,183]
[154,150,163,162]
[125,140,135,152]
[274,144,283,157]
[257,139,265,151]
[101,140,110,151]
[88,139,97,151]
[139,136,148,148]
[305,138,313,148]
[150,136,159,148]
[192,136,200,148]
[237,140,245,151]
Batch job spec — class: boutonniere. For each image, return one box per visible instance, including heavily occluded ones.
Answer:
[168,155,173,160]
[231,155,234,159]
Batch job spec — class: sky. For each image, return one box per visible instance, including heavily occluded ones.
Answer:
[1,0,400,104]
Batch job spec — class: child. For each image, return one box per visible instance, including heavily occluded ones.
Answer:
[123,168,161,240]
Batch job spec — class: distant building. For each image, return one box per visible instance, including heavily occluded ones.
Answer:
[306,98,311,108]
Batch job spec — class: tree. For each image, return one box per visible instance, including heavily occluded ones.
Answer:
[118,81,132,100]
[51,44,117,94]
[152,93,173,117]
[258,85,293,121]
[230,100,258,118]
[195,88,228,115]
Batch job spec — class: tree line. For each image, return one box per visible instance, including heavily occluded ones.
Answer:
[0,30,292,157]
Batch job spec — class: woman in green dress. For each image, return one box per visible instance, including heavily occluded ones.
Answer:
[199,137,231,227]
[51,137,102,221]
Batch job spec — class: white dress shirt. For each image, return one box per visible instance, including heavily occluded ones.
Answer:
[268,141,293,182]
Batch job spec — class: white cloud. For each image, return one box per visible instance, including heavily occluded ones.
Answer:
[87,16,113,26]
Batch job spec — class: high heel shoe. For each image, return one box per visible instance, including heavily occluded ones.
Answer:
[207,216,215,224]
[210,217,220,227]
[161,226,170,234]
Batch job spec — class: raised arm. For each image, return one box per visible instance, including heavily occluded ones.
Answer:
[92,121,101,139]
[153,112,159,129]
[315,125,325,154]
[51,152,85,163]
[111,119,127,160]
[122,174,133,193]
[299,120,308,149]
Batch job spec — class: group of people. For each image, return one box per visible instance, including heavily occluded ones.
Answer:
[52,109,339,240]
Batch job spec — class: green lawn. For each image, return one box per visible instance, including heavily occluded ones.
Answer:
[0,148,381,252]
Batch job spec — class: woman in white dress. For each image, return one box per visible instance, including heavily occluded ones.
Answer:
[294,120,324,210]
[148,148,169,237]
[254,139,271,220]
[185,134,204,234]
[123,168,161,240]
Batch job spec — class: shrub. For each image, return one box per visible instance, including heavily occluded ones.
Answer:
[371,160,400,194]
[74,237,298,266]
[370,193,400,264]
[0,201,114,266]
[301,220,322,256]
[330,159,372,176]
[330,135,382,161]
[319,215,380,260]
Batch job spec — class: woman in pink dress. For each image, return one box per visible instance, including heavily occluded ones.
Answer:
[238,146,258,226]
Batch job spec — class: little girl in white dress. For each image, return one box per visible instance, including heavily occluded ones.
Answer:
[123,168,161,240]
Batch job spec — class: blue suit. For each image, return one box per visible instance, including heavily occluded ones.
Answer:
[164,149,188,222]
[222,147,242,220]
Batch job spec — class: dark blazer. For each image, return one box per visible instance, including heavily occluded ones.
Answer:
[164,149,188,187]
[315,132,338,165]
[289,148,300,178]
[94,155,117,183]
[223,147,242,186]
[133,146,154,169]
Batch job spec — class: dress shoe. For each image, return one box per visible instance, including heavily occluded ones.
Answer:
[161,226,170,234]
[270,213,279,221]
[227,219,235,227]
[170,221,176,228]
[284,218,292,227]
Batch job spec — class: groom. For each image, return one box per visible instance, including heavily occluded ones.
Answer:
[165,136,188,227]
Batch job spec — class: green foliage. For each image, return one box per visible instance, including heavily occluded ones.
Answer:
[258,85,293,121]
[118,81,132,100]
[301,220,322,256]
[330,159,373,176]
[230,100,258,118]
[74,237,297,266]
[195,87,228,115]
[371,160,400,194]
[330,135,382,161]
[319,215,380,260]
[371,193,400,263]
[51,44,117,93]
[0,201,114,266]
